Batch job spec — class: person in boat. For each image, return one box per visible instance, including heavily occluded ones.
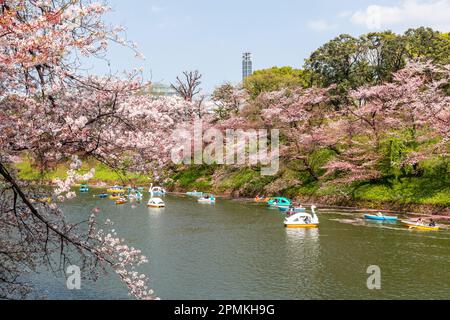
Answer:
[287,205,295,216]
[304,216,312,224]
[416,218,424,225]
[429,219,436,227]
[376,212,383,217]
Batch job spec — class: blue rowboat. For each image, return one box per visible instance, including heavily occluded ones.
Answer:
[279,206,306,213]
[186,191,204,197]
[364,214,398,222]
[97,194,108,199]
[80,184,89,193]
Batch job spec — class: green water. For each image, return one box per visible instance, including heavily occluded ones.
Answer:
[30,193,450,300]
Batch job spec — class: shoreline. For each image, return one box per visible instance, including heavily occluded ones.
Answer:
[32,182,450,220]
[167,192,450,221]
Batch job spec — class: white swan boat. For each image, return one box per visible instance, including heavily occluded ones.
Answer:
[284,205,319,228]
[149,183,166,196]
[148,197,165,208]
[147,190,165,208]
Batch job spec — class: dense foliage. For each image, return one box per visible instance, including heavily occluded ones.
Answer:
[203,29,450,205]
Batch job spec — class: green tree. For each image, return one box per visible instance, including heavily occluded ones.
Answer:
[361,31,408,83]
[243,66,312,99]
[304,34,368,88]
[404,27,450,65]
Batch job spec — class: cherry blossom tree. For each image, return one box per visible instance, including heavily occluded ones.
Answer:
[0,0,192,299]
[323,62,450,183]
[258,87,336,181]
[211,83,248,120]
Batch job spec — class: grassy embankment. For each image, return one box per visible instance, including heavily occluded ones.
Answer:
[15,157,149,186]
[168,163,450,214]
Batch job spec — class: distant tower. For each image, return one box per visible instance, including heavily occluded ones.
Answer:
[242,52,253,80]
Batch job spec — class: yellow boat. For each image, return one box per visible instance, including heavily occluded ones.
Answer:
[109,195,121,200]
[403,221,439,231]
[255,197,270,203]
[406,224,439,231]
[285,224,319,229]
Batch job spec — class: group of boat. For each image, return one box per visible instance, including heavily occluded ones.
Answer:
[103,185,146,204]
[363,212,440,231]
[78,185,442,232]
[83,184,166,207]
[255,196,317,228]
[84,184,218,208]
[255,196,441,231]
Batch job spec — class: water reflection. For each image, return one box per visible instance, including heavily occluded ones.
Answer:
[282,227,321,298]
[285,227,320,241]
[284,228,320,265]
[148,207,165,213]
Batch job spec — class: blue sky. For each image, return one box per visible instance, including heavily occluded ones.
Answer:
[88,0,450,92]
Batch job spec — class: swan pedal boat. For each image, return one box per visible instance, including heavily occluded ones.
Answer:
[279,206,306,213]
[402,220,439,231]
[148,198,165,208]
[364,214,398,222]
[149,185,166,197]
[284,206,319,229]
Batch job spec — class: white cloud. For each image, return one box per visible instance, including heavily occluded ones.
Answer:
[151,5,165,14]
[350,0,450,31]
[307,19,338,31]
[338,11,353,18]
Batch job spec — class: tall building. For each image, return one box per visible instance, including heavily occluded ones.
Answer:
[242,52,253,80]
